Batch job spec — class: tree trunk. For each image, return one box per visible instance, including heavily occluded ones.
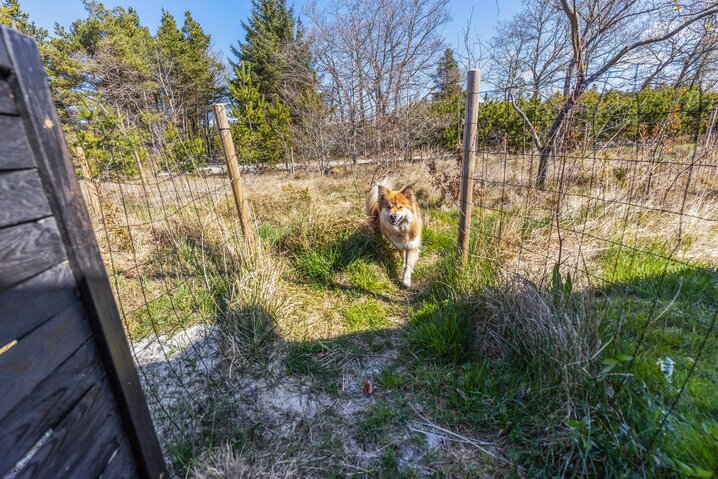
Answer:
[536,93,579,188]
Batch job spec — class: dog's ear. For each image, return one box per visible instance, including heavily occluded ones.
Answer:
[377,184,390,198]
[401,185,415,200]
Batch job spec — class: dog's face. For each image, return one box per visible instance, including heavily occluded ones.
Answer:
[378,185,416,228]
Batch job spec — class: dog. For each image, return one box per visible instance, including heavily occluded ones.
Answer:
[365,180,422,288]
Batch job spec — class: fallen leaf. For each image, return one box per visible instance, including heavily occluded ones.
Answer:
[362,378,374,396]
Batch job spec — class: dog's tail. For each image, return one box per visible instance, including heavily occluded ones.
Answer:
[365,179,391,229]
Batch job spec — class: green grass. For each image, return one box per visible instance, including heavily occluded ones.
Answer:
[343,299,391,332]
[286,341,332,376]
[345,258,393,292]
[592,241,718,476]
[377,368,411,390]
[289,227,395,289]
[285,341,342,393]
[407,301,475,364]
[126,277,217,339]
[356,400,409,446]
[394,226,718,477]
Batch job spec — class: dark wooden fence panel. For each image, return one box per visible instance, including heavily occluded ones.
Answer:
[0,116,34,169]
[0,341,104,472]
[0,262,77,347]
[0,169,53,227]
[0,218,66,289]
[0,77,18,114]
[0,26,167,479]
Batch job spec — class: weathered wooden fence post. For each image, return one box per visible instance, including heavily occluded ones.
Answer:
[1,25,168,478]
[705,106,718,147]
[212,103,257,254]
[75,146,102,218]
[457,69,481,265]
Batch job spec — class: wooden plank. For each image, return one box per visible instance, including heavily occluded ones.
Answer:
[0,300,92,416]
[2,27,169,479]
[0,169,52,227]
[98,438,140,479]
[0,77,18,115]
[0,115,34,170]
[0,342,104,475]
[0,36,8,70]
[0,217,66,290]
[15,381,124,479]
[0,262,77,347]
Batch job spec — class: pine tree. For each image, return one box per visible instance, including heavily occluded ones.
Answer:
[229,0,295,99]
[180,11,222,123]
[0,0,47,42]
[157,10,185,64]
[433,48,462,103]
[431,48,463,150]
[156,10,222,133]
[156,10,186,120]
[229,63,290,166]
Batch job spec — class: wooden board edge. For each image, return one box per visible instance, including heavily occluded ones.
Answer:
[0,26,168,479]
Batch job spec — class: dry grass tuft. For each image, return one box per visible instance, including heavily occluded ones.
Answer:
[192,445,300,479]
[476,270,601,384]
[217,245,290,373]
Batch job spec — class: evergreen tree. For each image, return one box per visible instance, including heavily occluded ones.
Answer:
[157,10,184,66]
[53,1,156,113]
[156,10,186,119]
[229,63,290,166]
[156,10,222,133]
[180,11,222,125]
[431,48,463,150]
[230,0,295,99]
[0,0,47,42]
[433,48,462,102]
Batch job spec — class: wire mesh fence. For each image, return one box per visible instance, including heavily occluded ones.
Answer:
[70,107,246,473]
[458,83,718,470]
[68,77,718,475]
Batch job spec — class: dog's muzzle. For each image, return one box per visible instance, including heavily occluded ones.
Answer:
[388,214,402,226]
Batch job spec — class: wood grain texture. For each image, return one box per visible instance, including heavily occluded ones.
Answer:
[0,77,18,115]
[0,115,33,170]
[0,38,8,70]
[0,342,104,475]
[15,381,124,479]
[0,261,77,347]
[0,168,52,227]
[0,217,66,290]
[3,27,168,478]
[98,439,140,479]
[0,300,92,417]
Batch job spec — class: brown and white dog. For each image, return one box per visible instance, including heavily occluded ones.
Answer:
[366,180,422,288]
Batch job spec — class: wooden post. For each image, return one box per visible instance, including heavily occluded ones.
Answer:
[705,106,717,148]
[212,103,257,254]
[457,69,481,265]
[76,146,102,218]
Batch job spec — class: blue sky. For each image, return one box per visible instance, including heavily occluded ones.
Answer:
[20,0,523,61]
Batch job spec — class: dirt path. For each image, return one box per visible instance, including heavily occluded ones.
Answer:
[191,234,508,477]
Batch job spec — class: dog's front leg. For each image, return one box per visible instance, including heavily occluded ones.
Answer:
[401,249,409,286]
[401,248,419,288]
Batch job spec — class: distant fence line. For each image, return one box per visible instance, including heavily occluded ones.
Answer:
[456,69,718,469]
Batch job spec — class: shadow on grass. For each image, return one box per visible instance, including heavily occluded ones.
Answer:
[130,227,718,477]
[287,225,403,293]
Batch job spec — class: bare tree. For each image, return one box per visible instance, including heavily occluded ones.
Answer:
[306,0,450,162]
[492,0,718,187]
[489,0,569,100]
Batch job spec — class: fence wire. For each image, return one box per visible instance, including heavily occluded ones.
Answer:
[70,82,718,475]
[462,84,718,466]
[71,108,244,474]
